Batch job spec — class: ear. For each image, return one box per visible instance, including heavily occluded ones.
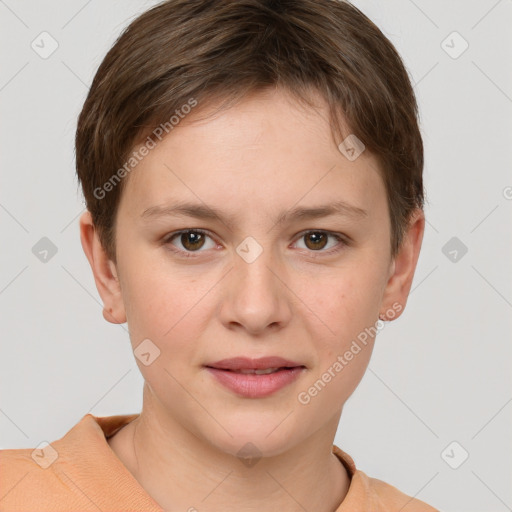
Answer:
[379,209,425,321]
[79,211,127,324]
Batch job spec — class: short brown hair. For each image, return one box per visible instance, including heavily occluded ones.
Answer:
[75,0,424,263]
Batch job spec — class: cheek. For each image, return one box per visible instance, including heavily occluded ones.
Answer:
[120,258,216,353]
[297,280,379,413]
[118,256,178,340]
[304,263,384,336]
[123,273,171,334]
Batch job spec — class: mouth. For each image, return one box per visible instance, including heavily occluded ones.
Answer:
[205,356,306,372]
[206,366,304,375]
[204,357,306,398]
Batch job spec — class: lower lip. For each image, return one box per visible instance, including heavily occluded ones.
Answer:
[205,367,305,398]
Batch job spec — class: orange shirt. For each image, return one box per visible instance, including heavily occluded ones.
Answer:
[0,413,439,511]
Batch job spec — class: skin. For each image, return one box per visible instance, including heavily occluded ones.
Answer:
[80,87,424,511]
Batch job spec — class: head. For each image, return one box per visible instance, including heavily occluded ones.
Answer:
[78,0,425,457]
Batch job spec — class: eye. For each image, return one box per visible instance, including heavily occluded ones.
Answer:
[164,229,217,257]
[293,230,348,255]
[163,229,348,258]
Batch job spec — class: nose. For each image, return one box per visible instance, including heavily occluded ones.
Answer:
[219,243,293,335]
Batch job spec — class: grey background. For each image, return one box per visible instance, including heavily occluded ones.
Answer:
[1,1,511,511]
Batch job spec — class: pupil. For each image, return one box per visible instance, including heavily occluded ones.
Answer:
[183,232,204,250]
[306,232,326,250]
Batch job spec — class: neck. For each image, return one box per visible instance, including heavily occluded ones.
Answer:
[108,386,350,511]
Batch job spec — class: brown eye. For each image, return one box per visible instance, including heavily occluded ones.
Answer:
[180,231,206,251]
[303,231,328,250]
[165,229,216,255]
[294,230,347,255]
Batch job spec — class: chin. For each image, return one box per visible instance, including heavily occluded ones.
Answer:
[200,416,303,460]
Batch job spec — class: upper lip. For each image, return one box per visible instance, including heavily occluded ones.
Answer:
[205,356,305,371]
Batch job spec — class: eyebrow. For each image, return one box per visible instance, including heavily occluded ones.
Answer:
[141,199,368,230]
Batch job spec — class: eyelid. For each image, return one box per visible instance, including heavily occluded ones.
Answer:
[163,228,217,257]
[163,228,349,257]
[292,229,349,256]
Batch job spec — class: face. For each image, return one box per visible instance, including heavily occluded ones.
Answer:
[83,88,423,458]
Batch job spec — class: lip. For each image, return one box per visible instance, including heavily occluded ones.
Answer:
[205,356,305,371]
[204,357,306,398]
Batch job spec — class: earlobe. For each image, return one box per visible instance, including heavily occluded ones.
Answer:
[380,209,425,321]
[79,211,127,325]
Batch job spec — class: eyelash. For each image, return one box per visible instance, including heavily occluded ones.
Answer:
[162,229,349,259]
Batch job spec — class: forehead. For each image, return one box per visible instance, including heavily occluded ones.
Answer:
[119,88,386,223]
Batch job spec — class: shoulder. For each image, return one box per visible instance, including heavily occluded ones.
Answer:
[0,445,53,484]
[364,473,440,512]
[0,413,150,512]
[0,446,36,485]
[332,445,439,512]
[0,414,110,510]
[0,413,100,494]
[0,446,80,510]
